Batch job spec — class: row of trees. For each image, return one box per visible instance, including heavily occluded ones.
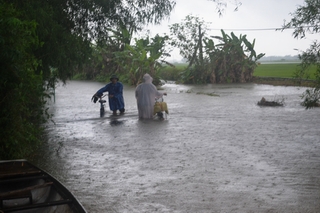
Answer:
[81,34,173,86]
[169,15,264,84]
[75,15,264,85]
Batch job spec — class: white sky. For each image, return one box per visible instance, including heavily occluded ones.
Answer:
[139,0,318,61]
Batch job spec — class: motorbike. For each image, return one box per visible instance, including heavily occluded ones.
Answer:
[92,94,107,117]
[154,97,169,120]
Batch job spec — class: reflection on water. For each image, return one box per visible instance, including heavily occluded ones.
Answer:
[109,118,124,126]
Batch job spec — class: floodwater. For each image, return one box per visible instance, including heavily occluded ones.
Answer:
[34,80,320,213]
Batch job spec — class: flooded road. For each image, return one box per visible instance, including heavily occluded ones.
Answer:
[34,80,320,213]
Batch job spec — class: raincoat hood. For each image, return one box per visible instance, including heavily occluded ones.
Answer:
[135,73,164,119]
[143,74,153,84]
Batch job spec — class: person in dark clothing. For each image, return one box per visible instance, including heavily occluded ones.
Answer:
[92,75,125,115]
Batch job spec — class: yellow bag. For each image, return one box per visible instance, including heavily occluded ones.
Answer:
[154,102,169,115]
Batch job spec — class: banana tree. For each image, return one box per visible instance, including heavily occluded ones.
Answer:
[170,15,264,84]
[114,34,173,85]
[205,30,265,83]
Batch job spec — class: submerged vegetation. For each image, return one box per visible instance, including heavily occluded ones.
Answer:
[196,92,220,97]
[257,97,285,107]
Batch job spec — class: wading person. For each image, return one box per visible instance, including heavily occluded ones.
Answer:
[135,73,167,119]
[92,75,125,115]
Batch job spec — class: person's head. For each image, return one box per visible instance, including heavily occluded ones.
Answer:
[110,75,119,83]
[143,73,153,84]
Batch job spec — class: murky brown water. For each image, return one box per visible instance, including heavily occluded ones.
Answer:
[33,80,320,213]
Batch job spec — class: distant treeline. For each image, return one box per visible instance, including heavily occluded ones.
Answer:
[258,55,300,62]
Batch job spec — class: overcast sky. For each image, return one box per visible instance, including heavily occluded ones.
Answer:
[140,0,318,61]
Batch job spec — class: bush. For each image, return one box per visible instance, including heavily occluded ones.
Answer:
[0,2,47,159]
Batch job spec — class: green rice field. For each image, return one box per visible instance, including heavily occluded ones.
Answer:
[162,62,316,80]
[254,63,317,80]
[167,63,317,80]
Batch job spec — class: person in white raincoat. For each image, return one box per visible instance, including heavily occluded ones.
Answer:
[135,74,167,119]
